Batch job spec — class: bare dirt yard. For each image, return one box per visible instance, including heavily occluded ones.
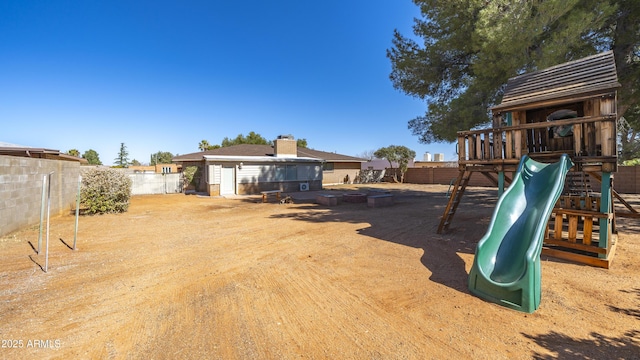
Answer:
[1,183,639,359]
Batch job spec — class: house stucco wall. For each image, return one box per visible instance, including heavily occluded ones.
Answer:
[204,161,322,196]
[323,162,361,185]
[237,180,322,195]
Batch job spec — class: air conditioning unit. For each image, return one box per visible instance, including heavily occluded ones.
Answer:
[299,182,309,191]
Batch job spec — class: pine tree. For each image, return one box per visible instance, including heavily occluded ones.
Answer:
[114,143,130,168]
[388,0,639,143]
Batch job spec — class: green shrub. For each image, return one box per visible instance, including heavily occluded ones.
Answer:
[182,166,201,190]
[81,168,132,215]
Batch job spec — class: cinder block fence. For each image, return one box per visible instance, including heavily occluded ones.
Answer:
[402,166,640,193]
[0,157,186,237]
[0,155,81,237]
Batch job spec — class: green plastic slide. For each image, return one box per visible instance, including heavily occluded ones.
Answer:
[468,154,573,313]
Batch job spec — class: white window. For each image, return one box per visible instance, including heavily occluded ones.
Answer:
[275,165,297,181]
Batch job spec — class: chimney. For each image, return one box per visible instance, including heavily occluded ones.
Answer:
[274,135,297,157]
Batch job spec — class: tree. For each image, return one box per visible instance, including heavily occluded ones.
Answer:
[82,149,102,165]
[221,131,271,147]
[130,159,141,166]
[67,149,80,157]
[198,139,220,151]
[198,140,210,151]
[198,140,220,151]
[619,103,640,162]
[150,151,174,165]
[388,0,640,144]
[356,150,376,161]
[113,142,130,168]
[296,138,308,148]
[374,145,416,183]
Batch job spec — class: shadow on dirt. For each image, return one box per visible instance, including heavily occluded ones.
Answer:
[28,255,45,272]
[522,330,640,359]
[608,288,640,320]
[523,287,640,359]
[27,240,38,254]
[614,213,640,233]
[269,185,499,294]
[59,238,74,250]
[611,193,640,233]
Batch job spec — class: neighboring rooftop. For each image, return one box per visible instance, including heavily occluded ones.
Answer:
[0,141,86,163]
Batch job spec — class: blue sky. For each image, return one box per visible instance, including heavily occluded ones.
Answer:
[1,0,457,165]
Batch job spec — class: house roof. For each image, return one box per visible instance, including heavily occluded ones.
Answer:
[0,141,86,163]
[297,147,367,162]
[492,51,621,112]
[173,144,366,163]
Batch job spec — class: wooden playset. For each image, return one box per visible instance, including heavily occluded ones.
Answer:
[438,51,637,268]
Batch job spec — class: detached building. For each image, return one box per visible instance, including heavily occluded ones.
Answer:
[172,135,365,196]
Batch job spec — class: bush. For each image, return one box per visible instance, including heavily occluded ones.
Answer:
[81,168,132,215]
[182,166,201,190]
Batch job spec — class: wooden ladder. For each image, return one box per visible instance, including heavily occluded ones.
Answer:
[437,169,472,233]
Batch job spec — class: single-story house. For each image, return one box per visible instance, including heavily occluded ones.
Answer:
[172,136,366,196]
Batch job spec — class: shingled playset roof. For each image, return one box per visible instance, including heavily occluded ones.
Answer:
[492,51,621,112]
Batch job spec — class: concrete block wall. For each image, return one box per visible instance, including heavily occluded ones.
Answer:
[401,167,496,187]
[403,166,640,194]
[403,168,434,184]
[0,155,81,237]
[613,166,640,194]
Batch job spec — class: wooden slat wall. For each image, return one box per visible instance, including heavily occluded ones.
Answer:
[458,116,615,163]
[600,97,616,157]
[551,196,601,245]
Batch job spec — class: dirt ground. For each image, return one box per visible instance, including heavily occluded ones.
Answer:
[0,183,639,359]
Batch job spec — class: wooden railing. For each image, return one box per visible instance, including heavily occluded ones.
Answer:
[457,115,617,165]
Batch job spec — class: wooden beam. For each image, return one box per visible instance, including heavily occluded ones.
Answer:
[552,208,611,218]
[505,130,513,159]
[542,247,611,269]
[458,135,466,162]
[544,239,608,254]
[459,114,616,135]
[573,123,583,155]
